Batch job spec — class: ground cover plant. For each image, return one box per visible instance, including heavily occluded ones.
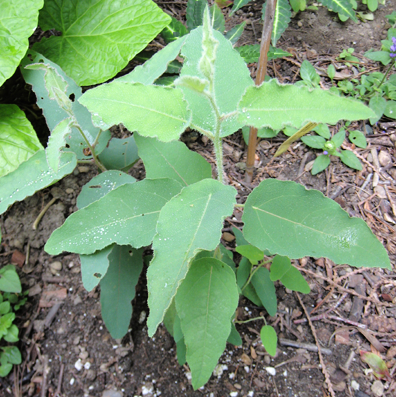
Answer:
[0,2,392,390]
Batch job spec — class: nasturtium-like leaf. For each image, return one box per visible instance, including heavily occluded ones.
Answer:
[21,50,111,160]
[79,83,191,142]
[80,245,113,292]
[77,171,136,209]
[270,255,310,294]
[0,266,21,293]
[0,104,43,178]
[251,268,277,316]
[33,0,171,86]
[262,0,291,47]
[175,258,239,390]
[235,245,264,265]
[238,79,376,131]
[147,179,237,336]
[100,246,143,339]
[134,134,212,186]
[180,27,253,137]
[320,0,357,22]
[0,0,43,86]
[0,150,77,215]
[44,178,183,255]
[242,179,391,269]
[260,325,277,357]
[116,37,187,85]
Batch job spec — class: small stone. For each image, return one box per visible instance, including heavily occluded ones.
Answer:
[142,383,154,396]
[71,266,81,274]
[378,151,391,167]
[86,369,97,381]
[297,21,303,27]
[28,284,42,297]
[102,390,123,397]
[351,380,360,390]
[65,188,74,194]
[84,362,91,370]
[213,364,228,377]
[73,295,83,305]
[75,359,83,371]
[265,367,276,376]
[374,185,387,199]
[222,232,235,242]
[234,383,242,389]
[49,261,62,274]
[371,380,384,396]
[78,166,90,173]
[73,336,81,345]
[79,350,89,360]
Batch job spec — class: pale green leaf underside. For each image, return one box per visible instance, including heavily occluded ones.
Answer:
[175,258,239,389]
[79,83,191,142]
[0,150,76,215]
[100,246,143,339]
[320,0,357,22]
[0,0,43,86]
[238,79,376,130]
[44,178,183,255]
[242,179,391,269]
[134,134,212,186]
[147,179,237,336]
[0,104,43,178]
[33,0,171,85]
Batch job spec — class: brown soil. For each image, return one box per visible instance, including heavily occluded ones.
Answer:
[1,1,396,397]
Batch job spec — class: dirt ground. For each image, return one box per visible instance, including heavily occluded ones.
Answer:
[1,1,396,396]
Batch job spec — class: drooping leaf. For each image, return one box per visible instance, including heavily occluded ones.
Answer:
[79,83,191,142]
[33,0,171,85]
[134,134,212,186]
[116,37,187,84]
[179,27,253,137]
[45,179,183,255]
[235,245,264,265]
[0,266,21,293]
[260,325,277,356]
[147,179,237,336]
[228,321,242,346]
[242,179,391,269]
[77,170,136,209]
[175,258,239,389]
[0,150,77,215]
[331,130,345,148]
[186,0,207,30]
[0,104,43,178]
[300,60,320,87]
[21,50,111,160]
[251,268,277,316]
[100,246,143,339]
[262,0,291,47]
[0,0,43,86]
[301,135,326,150]
[320,0,357,22]
[238,79,376,131]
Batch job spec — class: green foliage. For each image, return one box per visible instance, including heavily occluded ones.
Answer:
[262,0,292,47]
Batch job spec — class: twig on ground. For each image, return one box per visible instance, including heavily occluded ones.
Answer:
[44,302,63,328]
[33,197,57,230]
[54,363,65,397]
[41,355,49,397]
[279,338,332,355]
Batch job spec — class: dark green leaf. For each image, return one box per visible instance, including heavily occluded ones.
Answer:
[251,268,277,316]
[340,150,362,170]
[349,131,367,148]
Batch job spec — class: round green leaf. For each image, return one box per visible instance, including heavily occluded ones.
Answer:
[260,325,277,356]
[349,130,367,148]
[384,100,396,119]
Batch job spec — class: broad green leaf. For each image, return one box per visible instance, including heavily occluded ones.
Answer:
[147,179,237,336]
[301,135,326,149]
[175,258,239,389]
[98,136,139,172]
[327,64,336,80]
[348,131,367,148]
[33,0,171,86]
[300,60,320,87]
[0,266,21,293]
[0,150,77,215]
[290,0,306,12]
[77,171,136,209]
[251,268,277,316]
[242,179,391,269]
[116,37,187,84]
[384,100,396,119]
[161,17,188,43]
[367,0,378,12]
[0,362,13,377]
[262,0,291,46]
[0,313,15,338]
[320,0,357,22]
[232,226,249,247]
[1,346,22,365]
[134,134,212,186]
[0,104,43,177]
[238,79,376,131]
[364,50,392,65]
[45,178,183,255]
[242,126,278,144]
[80,245,113,291]
[231,0,250,14]
[313,124,331,139]
[331,130,345,148]
[340,150,362,170]
[270,255,310,293]
[180,27,254,137]
[186,0,207,30]
[312,155,330,175]
[0,0,43,86]
[369,96,387,124]
[46,117,74,172]
[237,257,262,306]
[100,246,143,339]
[4,324,19,343]
[79,83,191,142]
[235,245,264,265]
[21,50,111,160]
[260,325,277,357]
[224,22,246,45]
[0,302,10,315]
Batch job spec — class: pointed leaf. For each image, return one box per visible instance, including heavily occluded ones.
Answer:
[311,155,330,175]
[224,22,246,45]
[231,0,250,14]
[147,179,237,336]
[0,104,43,177]
[79,83,191,142]
[237,257,264,307]
[45,178,183,255]
[186,0,207,30]
[301,135,326,150]
[134,134,212,186]
[251,268,277,316]
[235,245,264,265]
[175,258,239,389]
[242,179,391,269]
[210,4,225,32]
[238,79,376,131]
[228,322,242,346]
[349,130,367,149]
[0,266,21,293]
[262,0,291,46]
[340,149,362,170]
[100,246,143,339]
[0,0,43,86]
[4,325,19,343]
[33,0,171,85]
[331,130,346,148]
[320,0,357,22]
[260,325,277,356]
[0,150,77,215]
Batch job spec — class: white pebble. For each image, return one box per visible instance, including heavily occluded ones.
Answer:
[265,367,276,376]
[74,359,83,371]
[213,364,228,377]
[244,365,250,373]
[351,380,359,390]
[142,384,154,395]
[247,392,254,397]
[84,362,91,370]
[70,378,75,385]
[230,392,238,397]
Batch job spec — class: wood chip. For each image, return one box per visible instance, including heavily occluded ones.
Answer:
[11,250,25,267]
